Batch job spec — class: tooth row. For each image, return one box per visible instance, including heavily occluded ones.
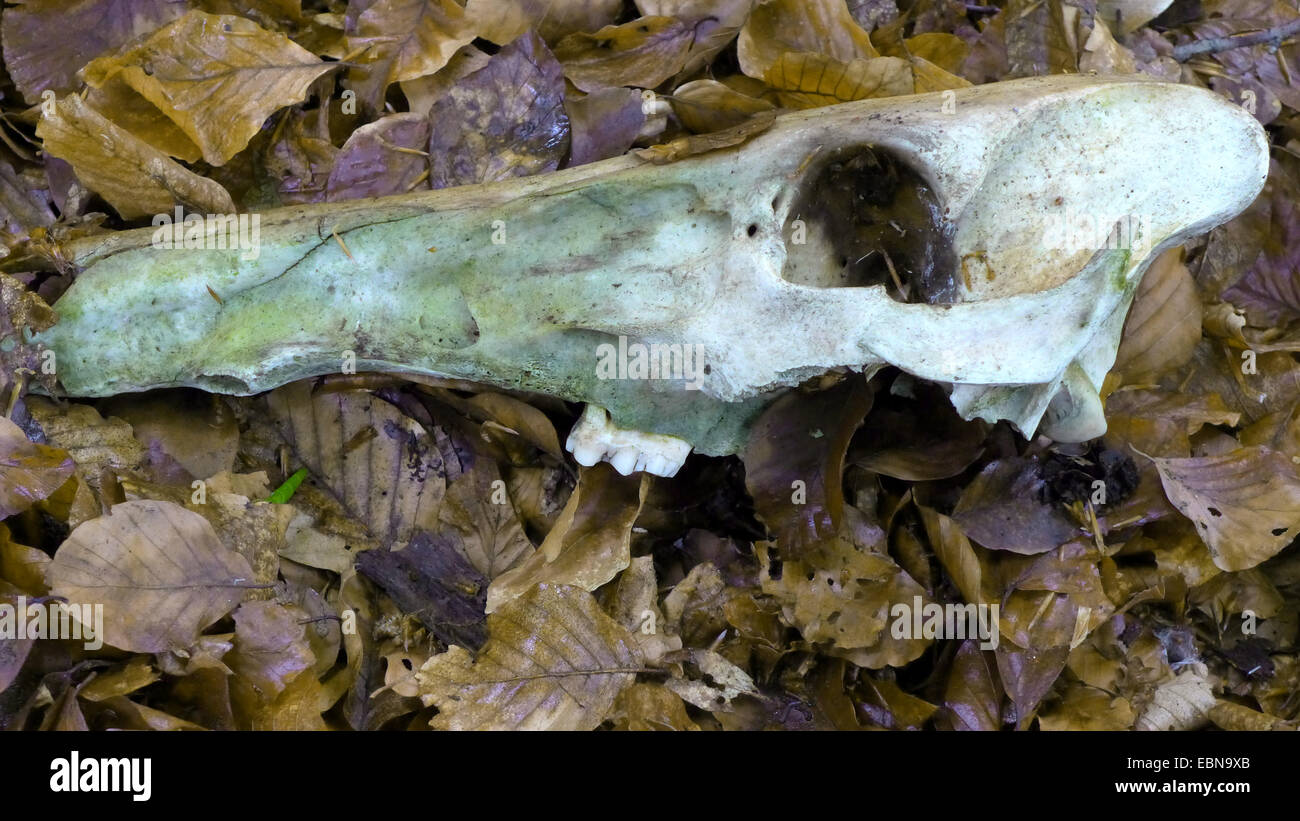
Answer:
[565,404,693,478]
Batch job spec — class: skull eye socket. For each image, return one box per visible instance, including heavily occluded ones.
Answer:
[779,145,959,305]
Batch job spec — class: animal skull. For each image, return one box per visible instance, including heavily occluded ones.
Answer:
[33,75,1267,476]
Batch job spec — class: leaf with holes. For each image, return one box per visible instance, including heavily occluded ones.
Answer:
[1146,445,1300,571]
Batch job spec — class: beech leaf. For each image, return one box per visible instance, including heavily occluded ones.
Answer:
[417,582,643,730]
[48,499,256,653]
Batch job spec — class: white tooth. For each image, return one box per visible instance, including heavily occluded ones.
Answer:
[645,455,668,476]
[572,442,603,466]
[610,447,638,475]
[661,454,686,478]
[634,453,649,473]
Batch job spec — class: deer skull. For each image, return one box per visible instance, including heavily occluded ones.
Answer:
[33,74,1267,476]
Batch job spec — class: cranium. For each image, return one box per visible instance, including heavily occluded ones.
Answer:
[33,75,1267,476]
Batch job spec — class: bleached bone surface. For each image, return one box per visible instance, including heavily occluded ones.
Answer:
[34,75,1266,464]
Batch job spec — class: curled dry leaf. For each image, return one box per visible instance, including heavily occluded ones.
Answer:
[47,499,256,653]
[0,414,74,518]
[1113,247,1201,384]
[486,462,647,613]
[737,0,878,80]
[742,375,871,556]
[1146,445,1300,571]
[344,0,477,113]
[417,582,643,730]
[427,31,569,188]
[36,93,235,219]
[669,79,775,134]
[81,11,335,166]
[554,16,696,93]
[1135,662,1216,731]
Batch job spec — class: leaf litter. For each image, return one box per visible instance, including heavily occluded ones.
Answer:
[0,0,1297,731]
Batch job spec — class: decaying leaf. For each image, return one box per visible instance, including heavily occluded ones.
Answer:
[554,16,696,93]
[268,382,446,549]
[36,93,235,218]
[764,52,913,108]
[0,414,74,517]
[426,31,569,189]
[1146,445,1300,571]
[743,376,871,556]
[487,463,646,613]
[344,0,477,112]
[1114,247,1201,383]
[81,11,335,166]
[417,582,643,730]
[48,499,256,653]
[737,0,878,80]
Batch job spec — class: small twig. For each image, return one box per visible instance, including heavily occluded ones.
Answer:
[1172,17,1300,61]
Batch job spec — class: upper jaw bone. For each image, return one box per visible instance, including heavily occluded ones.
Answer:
[32,75,1267,468]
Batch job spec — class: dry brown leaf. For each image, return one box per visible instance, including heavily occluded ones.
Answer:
[81,11,335,166]
[1135,662,1215,731]
[227,600,315,705]
[100,390,239,483]
[1039,682,1135,730]
[344,0,477,113]
[757,514,930,667]
[1079,17,1139,74]
[37,93,235,218]
[268,382,446,549]
[417,582,643,730]
[943,639,1002,730]
[737,0,878,80]
[1114,248,1201,383]
[613,683,700,730]
[905,32,970,74]
[0,414,74,518]
[670,78,775,133]
[486,462,647,613]
[48,499,256,653]
[1146,445,1300,571]
[554,16,696,92]
[764,52,913,108]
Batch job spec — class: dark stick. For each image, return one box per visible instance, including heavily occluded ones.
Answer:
[1173,17,1300,61]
